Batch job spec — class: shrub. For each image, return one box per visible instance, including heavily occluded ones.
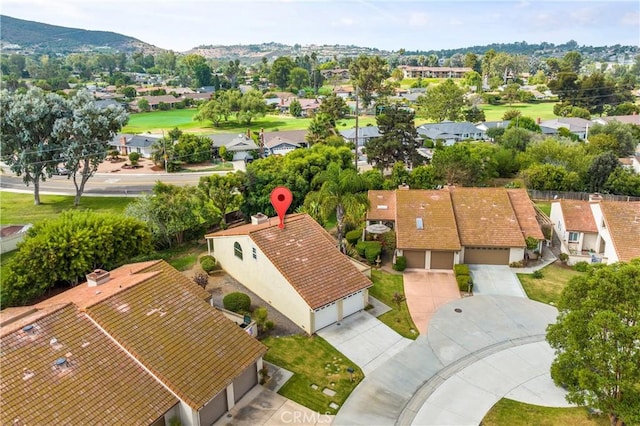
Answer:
[454,264,470,276]
[456,275,473,292]
[559,253,569,264]
[193,273,209,288]
[380,231,396,254]
[345,229,362,246]
[128,151,140,165]
[364,242,382,264]
[510,261,524,268]
[525,236,539,251]
[356,240,381,258]
[393,256,407,271]
[223,292,251,313]
[532,270,544,279]
[200,255,218,273]
[573,261,589,272]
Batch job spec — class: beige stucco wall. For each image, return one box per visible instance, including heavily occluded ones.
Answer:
[509,247,525,263]
[589,203,618,263]
[209,235,313,333]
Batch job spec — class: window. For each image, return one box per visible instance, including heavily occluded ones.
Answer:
[234,242,243,260]
[252,247,257,260]
[568,232,579,243]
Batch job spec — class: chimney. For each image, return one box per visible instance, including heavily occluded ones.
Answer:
[87,269,110,287]
[398,183,410,190]
[589,193,603,203]
[120,136,128,156]
[251,213,269,225]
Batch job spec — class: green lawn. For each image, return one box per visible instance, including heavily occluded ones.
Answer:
[262,335,363,415]
[535,201,552,217]
[480,102,556,122]
[122,109,205,133]
[0,192,134,225]
[518,263,583,305]
[368,270,419,339]
[482,398,609,426]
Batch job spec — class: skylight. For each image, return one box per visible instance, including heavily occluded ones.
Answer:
[416,217,423,230]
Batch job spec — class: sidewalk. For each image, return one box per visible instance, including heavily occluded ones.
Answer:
[513,245,558,274]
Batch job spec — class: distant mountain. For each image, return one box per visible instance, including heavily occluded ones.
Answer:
[0,15,162,54]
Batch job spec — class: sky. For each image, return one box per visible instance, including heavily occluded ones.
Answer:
[2,0,639,53]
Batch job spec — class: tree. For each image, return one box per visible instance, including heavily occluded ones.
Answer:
[318,93,350,125]
[269,56,295,89]
[431,142,496,186]
[522,163,578,191]
[416,79,465,122]
[306,113,335,145]
[502,83,521,106]
[507,116,541,132]
[172,133,213,164]
[0,88,67,205]
[366,105,424,172]
[589,121,638,157]
[289,99,302,117]
[560,51,582,73]
[237,90,266,125]
[54,90,129,206]
[501,127,535,152]
[604,168,640,197]
[462,106,486,123]
[289,67,309,91]
[1,211,152,306]
[224,59,242,88]
[587,152,620,193]
[305,163,369,252]
[199,173,243,229]
[349,55,390,109]
[137,98,150,112]
[546,261,640,426]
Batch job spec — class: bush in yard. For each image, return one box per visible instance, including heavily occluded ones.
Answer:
[454,264,470,276]
[532,270,544,279]
[559,253,569,264]
[393,256,407,271]
[456,275,473,292]
[380,230,396,254]
[573,261,589,272]
[364,242,382,264]
[193,273,209,288]
[223,292,251,313]
[128,151,140,165]
[200,255,218,273]
[345,229,362,246]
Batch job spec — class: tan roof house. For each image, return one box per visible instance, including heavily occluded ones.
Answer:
[551,197,640,265]
[205,214,372,333]
[0,260,266,426]
[366,188,544,268]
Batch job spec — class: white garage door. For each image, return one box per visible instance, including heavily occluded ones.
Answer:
[342,291,364,318]
[313,302,338,332]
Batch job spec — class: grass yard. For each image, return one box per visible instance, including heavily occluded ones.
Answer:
[535,201,552,217]
[368,270,419,339]
[122,109,206,133]
[180,162,234,172]
[482,398,609,426]
[480,102,556,122]
[262,335,363,415]
[518,263,583,305]
[0,192,134,225]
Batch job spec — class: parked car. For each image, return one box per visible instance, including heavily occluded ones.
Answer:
[56,167,70,176]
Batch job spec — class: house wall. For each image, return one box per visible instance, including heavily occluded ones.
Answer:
[509,247,525,263]
[178,401,200,426]
[209,236,313,333]
[589,203,619,263]
[0,232,25,254]
[162,405,181,426]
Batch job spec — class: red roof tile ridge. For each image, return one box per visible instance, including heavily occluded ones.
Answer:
[205,213,306,237]
[0,303,71,337]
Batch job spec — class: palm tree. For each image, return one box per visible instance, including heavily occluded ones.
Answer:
[306,163,369,252]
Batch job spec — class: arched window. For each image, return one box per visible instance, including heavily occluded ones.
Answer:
[234,242,243,260]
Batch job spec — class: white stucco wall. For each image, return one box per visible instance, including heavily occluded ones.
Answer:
[209,235,313,333]
[590,203,619,263]
[509,247,525,263]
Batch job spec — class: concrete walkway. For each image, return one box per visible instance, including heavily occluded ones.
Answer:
[403,270,461,334]
[317,311,412,375]
[469,265,528,297]
[333,295,567,426]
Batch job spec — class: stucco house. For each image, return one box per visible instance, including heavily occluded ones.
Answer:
[0,224,32,254]
[399,66,472,79]
[263,135,302,156]
[110,133,159,158]
[0,260,266,426]
[340,126,381,147]
[205,214,373,333]
[550,196,640,265]
[366,187,544,269]
[539,117,591,140]
[417,121,487,145]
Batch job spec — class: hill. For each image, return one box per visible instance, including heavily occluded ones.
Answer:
[0,15,161,54]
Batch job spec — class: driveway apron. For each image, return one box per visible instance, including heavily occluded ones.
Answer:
[403,270,460,334]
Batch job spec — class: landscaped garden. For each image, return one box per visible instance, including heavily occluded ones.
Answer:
[368,270,419,339]
[482,398,608,426]
[518,263,584,305]
[262,334,363,415]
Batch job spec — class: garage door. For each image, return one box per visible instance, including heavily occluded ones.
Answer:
[404,250,426,269]
[199,390,228,426]
[233,363,257,402]
[342,291,364,318]
[313,302,337,332]
[464,247,510,265]
[430,251,454,269]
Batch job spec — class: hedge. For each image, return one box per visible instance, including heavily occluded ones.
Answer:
[345,229,362,246]
[200,255,218,273]
[454,264,470,276]
[356,241,382,264]
[223,292,251,313]
[393,256,407,271]
[456,275,473,292]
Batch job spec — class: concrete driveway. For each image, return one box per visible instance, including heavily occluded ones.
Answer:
[403,270,461,334]
[469,265,527,297]
[317,311,412,375]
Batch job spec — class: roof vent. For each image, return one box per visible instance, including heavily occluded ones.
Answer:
[251,213,269,225]
[86,269,110,287]
[22,324,35,334]
[589,193,603,203]
[398,184,410,190]
[54,357,69,369]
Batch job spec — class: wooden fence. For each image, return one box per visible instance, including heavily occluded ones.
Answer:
[528,190,640,202]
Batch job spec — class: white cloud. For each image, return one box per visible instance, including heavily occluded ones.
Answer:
[408,12,430,27]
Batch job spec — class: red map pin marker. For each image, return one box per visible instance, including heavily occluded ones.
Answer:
[270,186,293,229]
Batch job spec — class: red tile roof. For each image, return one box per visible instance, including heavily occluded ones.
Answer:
[507,189,545,240]
[0,304,177,424]
[395,190,460,250]
[367,190,396,221]
[208,214,372,309]
[600,202,640,262]
[560,200,598,233]
[449,187,526,247]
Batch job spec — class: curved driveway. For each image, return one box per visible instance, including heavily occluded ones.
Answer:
[333,295,569,426]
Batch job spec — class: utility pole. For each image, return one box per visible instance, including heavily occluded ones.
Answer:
[354,86,359,170]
